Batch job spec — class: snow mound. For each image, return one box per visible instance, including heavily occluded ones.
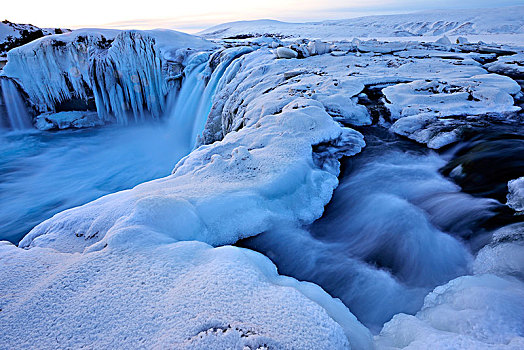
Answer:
[0,240,372,349]
[375,274,524,349]
[20,93,364,252]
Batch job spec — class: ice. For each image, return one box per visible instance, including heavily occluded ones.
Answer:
[275,47,298,59]
[0,240,372,349]
[35,111,102,130]
[474,223,524,279]
[486,53,524,78]
[3,28,215,125]
[507,177,524,212]
[0,14,523,349]
[385,74,521,148]
[375,274,524,349]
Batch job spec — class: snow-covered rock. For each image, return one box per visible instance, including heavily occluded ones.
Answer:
[486,53,524,78]
[307,40,331,56]
[0,20,69,57]
[456,36,469,44]
[507,177,524,212]
[385,74,521,148]
[275,46,298,59]
[357,40,407,54]
[35,111,103,130]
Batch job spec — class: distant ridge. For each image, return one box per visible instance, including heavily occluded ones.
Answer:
[200,6,524,40]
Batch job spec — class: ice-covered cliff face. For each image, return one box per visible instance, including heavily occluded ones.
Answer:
[2,29,216,126]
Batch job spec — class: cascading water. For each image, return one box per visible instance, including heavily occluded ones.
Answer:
[168,47,252,152]
[0,49,248,243]
[239,127,504,332]
[0,78,32,130]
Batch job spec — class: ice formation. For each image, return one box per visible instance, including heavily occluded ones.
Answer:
[385,74,521,148]
[2,29,215,125]
[507,177,524,212]
[1,11,524,349]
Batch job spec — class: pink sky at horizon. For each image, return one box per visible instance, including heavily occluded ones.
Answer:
[3,0,523,33]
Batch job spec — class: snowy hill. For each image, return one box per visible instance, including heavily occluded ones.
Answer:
[200,6,524,41]
[0,20,69,57]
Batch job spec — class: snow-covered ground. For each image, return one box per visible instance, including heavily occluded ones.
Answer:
[200,6,524,45]
[1,6,524,349]
[0,20,68,58]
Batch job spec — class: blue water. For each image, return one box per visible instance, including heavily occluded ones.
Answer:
[0,123,190,243]
[240,128,501,332]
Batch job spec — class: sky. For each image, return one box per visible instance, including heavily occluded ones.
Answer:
[3,0,523,33]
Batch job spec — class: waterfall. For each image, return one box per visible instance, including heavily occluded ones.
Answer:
[168,48,251,153]
[0,78,32,130]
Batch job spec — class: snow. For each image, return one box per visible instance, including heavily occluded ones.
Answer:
[507,177,524,212]
[2,28,216,125]
[385,74,521,148]
[35,111,103,130]
[0,20,69,56]
[375,274,524,349]
[200,6,524,43]
[0,240,372,349]
[1,8,523,349]
[487,52,524,78]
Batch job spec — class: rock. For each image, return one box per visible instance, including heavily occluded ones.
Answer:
[283,69,306,79]
[275,47,298,59]
[290,43,310,58]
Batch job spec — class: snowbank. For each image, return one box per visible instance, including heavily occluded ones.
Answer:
[0,240,372,349]
[375,274,524,349]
